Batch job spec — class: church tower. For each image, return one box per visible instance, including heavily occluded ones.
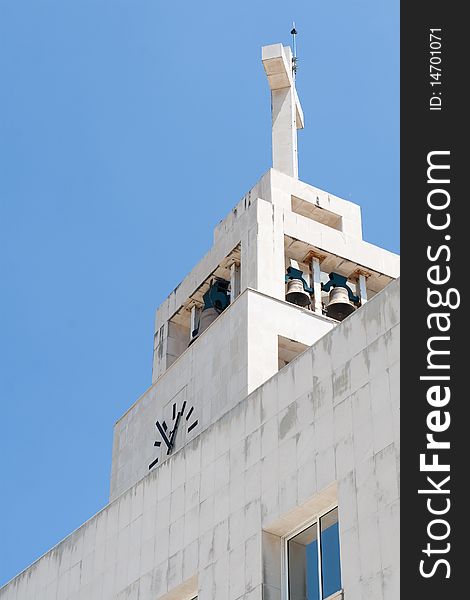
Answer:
[1,42,400,600]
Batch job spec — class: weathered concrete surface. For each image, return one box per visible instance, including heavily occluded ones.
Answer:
[111,287,335,501]
[1,278,399,600]
[1,40,400,600]
[152,170,399,386]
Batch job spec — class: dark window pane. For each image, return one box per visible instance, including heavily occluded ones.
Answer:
[320,508,342,597]
[288,523,320,600]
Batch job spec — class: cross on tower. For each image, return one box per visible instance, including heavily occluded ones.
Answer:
[262,42,304,179]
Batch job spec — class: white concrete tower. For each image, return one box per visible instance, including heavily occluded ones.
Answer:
[262,44,304,178]
[104,41,400,499]
[0,41,400,600]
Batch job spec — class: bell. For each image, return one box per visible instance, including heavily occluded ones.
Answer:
[326,287,356,321]
[188,307,220,346]
[198,307,219,335]
[286,279,311,307]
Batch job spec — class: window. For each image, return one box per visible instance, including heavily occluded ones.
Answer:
[286,508,342,600]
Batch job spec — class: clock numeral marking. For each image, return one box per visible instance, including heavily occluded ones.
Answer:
[154,441,161,447]
[162,421,168,432]
[186,406,194,421]
[172,403,176,420]
[180,400,187,416]
[155,421,172,449]
[187,419,198,433]
[148,457,159,470]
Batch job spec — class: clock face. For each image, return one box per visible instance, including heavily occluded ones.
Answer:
[148,400,198,470]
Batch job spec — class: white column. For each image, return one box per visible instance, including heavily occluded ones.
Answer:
[311,258,323,315]
[230,262,240,300]
[190,305,197,339]
[357,274,368,305]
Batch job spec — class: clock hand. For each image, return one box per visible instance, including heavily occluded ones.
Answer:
[156,421,172,449]
[167,411,182,454]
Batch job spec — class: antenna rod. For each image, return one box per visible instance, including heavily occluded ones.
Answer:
[290,22,298,78]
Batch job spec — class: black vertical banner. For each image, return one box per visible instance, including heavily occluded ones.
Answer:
[401,3,465,598]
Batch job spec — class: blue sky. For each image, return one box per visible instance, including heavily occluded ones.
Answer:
[0,0,399,587]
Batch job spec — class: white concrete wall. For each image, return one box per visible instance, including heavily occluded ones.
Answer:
[152,197,259,382]
[1,278,399,600]
[112,290,249,501]
[267,169,363,239]
[245,290,334,393]
[112,289,335,501]
[152,169,398,384]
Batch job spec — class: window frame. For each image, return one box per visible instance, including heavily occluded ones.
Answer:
[282,503,342,600]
